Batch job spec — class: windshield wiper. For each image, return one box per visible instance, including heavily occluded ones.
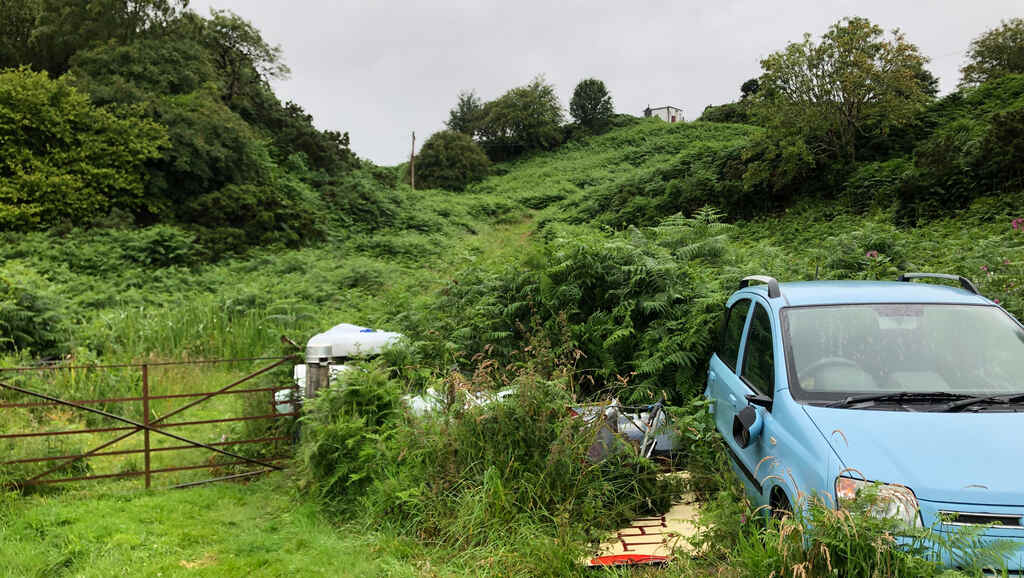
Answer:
[940,393,1024,413]
[826,391,973,409]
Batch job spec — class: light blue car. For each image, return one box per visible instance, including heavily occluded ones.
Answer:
[704,274,1024,570]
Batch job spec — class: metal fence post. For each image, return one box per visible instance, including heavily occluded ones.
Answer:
[142,364,151,489]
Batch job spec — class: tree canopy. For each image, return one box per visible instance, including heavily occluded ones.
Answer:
[757,16,932,164]
[960,18,1024,87]
[446,90,483,136]
[569,78,614,133]
[476,76,564,161]
[0,68,167,229]
[11,0,190,74]
[0,4,358,256]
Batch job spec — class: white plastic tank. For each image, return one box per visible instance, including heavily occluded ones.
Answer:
[305,323,403,363]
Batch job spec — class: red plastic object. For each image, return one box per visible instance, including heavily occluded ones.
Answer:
[587,554,670,567]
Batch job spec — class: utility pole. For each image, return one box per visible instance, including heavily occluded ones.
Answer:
[409,131,416,190]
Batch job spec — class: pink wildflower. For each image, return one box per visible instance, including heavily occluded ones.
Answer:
[981,265,988,271]
[866,250,879,259]
[994,299,1001,304]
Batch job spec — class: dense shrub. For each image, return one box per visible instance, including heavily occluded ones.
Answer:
[0,262,66,355]
[699,101,752,124]
[840,158,912,213]
[299,360,680,553]
[978,107,1024,191]
[184,176,324,258]
[0,68,166,230]
[414,130,491,191]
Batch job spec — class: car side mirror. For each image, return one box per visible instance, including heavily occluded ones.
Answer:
[732,405,764,449]
[746,393,773,412]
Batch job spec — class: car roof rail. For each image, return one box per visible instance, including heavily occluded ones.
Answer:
[896,272,981,295]
[739,275,781,298]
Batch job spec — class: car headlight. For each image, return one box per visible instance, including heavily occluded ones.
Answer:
[835,477,923,528]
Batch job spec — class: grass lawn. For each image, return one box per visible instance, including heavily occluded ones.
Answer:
[0,473,469,577]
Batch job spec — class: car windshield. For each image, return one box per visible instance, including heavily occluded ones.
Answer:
[782,304,1024,400]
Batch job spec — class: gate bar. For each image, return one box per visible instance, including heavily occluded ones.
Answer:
[1,436,291,465]
[170,469,275,490]
[0,386,293,409]
[0,414,296,439]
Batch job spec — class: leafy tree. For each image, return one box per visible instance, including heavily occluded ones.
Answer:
[414,130,491,191]
[68,31,218,106]
[22,0,189,73]
[477,76,564,161]
[0,68,167,229]
[446,90,483,136]
[740,78,760,99]
[256,100,358,174]
[960,18,1024,86]
[202,9,290,106]
[143,88,268,219]
[0,0,39,69]
[915,66,940,97]
[68,18,355,177]
[569,78,614,132]
[757,17,931,164]
[195,10,353,175]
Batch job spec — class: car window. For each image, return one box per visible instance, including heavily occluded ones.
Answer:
[783,304,1024,397]
[719,299,750,371]
[741,303,774,395]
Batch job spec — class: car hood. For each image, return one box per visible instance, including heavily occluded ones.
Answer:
[802,404,1024,506]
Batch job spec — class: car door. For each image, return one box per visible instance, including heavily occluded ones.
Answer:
[707,297,752,459]
[709,297,778,498]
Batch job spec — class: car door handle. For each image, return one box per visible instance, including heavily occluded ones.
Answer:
[708,370,717,383]
[727,393,738,407]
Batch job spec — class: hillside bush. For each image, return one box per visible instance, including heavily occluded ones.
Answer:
[414,130,491,192]
[0,68,166,230]
[699,101,752,124]
[840,158,912,213]
[0,262,66,355]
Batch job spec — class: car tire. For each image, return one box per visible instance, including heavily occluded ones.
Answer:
[770,487,792,520]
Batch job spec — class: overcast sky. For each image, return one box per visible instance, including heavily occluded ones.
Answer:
[188,0,1022,166]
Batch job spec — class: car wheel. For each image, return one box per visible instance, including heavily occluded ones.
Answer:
[770,487,792,520]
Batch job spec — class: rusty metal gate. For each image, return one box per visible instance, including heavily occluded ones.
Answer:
[0,356,299,490]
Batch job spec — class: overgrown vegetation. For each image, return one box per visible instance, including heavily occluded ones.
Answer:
[1,8,1022,577]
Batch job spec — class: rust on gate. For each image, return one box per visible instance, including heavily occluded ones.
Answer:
[0,356,300,490]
